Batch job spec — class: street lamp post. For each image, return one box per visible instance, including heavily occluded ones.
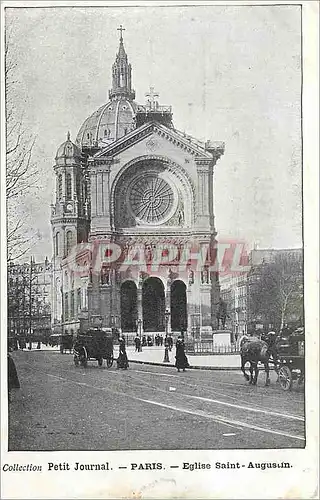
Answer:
[165,309,170,336]
[163,309,170,363]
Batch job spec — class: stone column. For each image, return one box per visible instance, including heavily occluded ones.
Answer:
[137,287,143,334]
[195,160,211,227]
[110,269,121,329]
[62,171,66,202]
[93,159,112,229]
[96,172,103,216]
[208,163,215,231]
[165,280,171,334]
[90,171,98,217]
[102,164,111,229]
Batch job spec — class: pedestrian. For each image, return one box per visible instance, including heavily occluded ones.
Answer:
[8,353,20,403]
[175,336,189,372]
[142,335,147,347]
[117,335,129,369]
[134,334,141,352]
[159,335,163,346]
[168,335,173,351]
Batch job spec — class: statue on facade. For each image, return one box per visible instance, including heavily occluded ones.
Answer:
[101,267,110,285]
[204,267,209,284]
[188,269,194,285]
[178,208,184,226]
[145,245,153,262]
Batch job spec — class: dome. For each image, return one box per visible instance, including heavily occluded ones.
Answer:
[76,98,142,149]
[55,132,82,165]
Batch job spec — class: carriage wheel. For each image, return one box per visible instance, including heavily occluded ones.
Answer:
[278,365,293,391]
[98,358,103,367]
[106,356,113,368]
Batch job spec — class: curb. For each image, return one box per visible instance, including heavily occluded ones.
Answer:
[128,359,240,371]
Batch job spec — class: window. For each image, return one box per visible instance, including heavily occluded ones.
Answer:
[58,174,63,199]
[55,233,60,256]
[76,174,81,200]
[70,290,75,319]
[64,292,69,320]
[66,231,73,254]
[66,174,72,199]
[77,288,81,317]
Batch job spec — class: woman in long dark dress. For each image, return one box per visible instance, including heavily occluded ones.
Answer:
[175,336,189,372]
[117,335,129,369]
[8,353,20,403]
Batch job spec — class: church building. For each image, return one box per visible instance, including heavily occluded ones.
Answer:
[50,27,225,338]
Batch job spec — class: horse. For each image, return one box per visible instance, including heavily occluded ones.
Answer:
[239,335,271,386]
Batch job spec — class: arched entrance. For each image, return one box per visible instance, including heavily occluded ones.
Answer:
[170,280,187,331]
[120,281,137,332]
[142,277,165,332]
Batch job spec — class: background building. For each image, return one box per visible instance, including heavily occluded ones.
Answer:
[7,257,52,344]
[220,247,303,336]
[220,274,247,339]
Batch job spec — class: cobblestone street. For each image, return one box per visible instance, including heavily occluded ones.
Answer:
[8,350,305,451]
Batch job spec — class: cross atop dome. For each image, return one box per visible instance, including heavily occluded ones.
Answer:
[117,24,125,42]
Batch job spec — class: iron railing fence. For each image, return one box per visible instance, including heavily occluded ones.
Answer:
[186,341,239,355]
[120,334,239,354]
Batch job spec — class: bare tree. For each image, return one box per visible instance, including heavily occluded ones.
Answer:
[5,21,39,261]
[248,252,303,332]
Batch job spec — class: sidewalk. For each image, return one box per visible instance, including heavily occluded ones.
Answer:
[19,343,241,370]
[126,346,240,370]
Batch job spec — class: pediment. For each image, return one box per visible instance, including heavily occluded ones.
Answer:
[94,121,213,160]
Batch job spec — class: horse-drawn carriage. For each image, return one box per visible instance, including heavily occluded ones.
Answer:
[274,327,305,391]
[73,328,114,368]
[240,327,305,390]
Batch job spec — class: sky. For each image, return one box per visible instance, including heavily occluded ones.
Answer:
[5,4,302,262]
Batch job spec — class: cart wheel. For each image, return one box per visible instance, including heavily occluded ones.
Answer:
[106,356,113,368]
[98,358,103,367]
[278,365,293,391]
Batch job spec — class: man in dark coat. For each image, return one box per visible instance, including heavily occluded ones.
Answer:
[175,336,189,372]
[134,335,141,352]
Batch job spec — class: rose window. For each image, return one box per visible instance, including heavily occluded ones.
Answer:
[128,174,174,224]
